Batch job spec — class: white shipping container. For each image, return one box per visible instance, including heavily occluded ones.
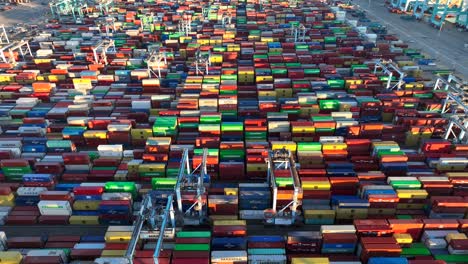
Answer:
[321,225,356,234]
[240,210,264,220]
[17,187,48,197]
[212,251,247,263]
[102,193,132,201]
[37,201,72,216]
[425,238,447,249]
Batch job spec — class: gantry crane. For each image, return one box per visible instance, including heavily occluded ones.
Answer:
[0,25,9,45]
[175,148,209,225]
[96,0,114,16]
[146,48,168,79]
[374,59,406,90]
[92,39,116,65]
[413,0,436,19]
[195,49,211,76]
[97,16,116,37]
[433,75,468,143]
[124,192,176,264]
[221,11,233,28]
[178,12,192,36]
[430,0,463,28]
[291,23,307,43]
[0,40,33,65]
[264,148,302,225]
[50,0,87,22]
[456,7,468,29]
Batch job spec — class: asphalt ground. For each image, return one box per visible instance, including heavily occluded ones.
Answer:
[351,0,468,79]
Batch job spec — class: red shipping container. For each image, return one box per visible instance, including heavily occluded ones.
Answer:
[22,256,63,264]
[70,249,103,260]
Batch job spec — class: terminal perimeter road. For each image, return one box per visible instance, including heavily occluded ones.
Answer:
[1,224,321,237]
[351,0,468,79]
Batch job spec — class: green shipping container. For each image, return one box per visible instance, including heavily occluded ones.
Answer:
[176,231,211,238]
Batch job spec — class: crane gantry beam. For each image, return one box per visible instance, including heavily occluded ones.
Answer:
[0,25,9,45]
[92,39,116,65]
[266,148,302,225]
[374,59,406,90]
[0,40,33,65]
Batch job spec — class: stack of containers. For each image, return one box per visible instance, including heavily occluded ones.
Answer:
[6,187,44,225]
[208,183,238,220]
[101,182,136,225]
[301,174,334,225]
[245,145,268,180]
[173,231,211,264]
[428,196,468,219]
[359,184,399,218]
[0,159,33,182]
[62,153,91,182]
[72,184,102,224]
[219,141,245,181]
[70,185,103,225]
[244,119,267,142]
[103,226,131,258]
[71,235,105,262]
[193,148,219,181]
[321,225,357,257]
[357,236,402,263]
[98,190,132,225]
[238,183,271,220]
[287,231,322,258]
[211,220,247,264]
[331,195,370,221]
[38,190,74,224]
[372,141,408,176]
[0,186,14,224]
[143,137,170,186]
[296,142,323,169]
[248,236,286,264]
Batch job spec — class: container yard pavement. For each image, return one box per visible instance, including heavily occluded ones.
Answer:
[352,0,468,79]
[0,1,49,26]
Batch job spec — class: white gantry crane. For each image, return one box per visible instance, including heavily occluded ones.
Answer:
[195,49,211,76]
[124,192,176,264]
[433,74,468,144]
[146,48,168,79]
[264,148,302,225]
[175,148,210,226]
[291,23,307,43]
[178,12,192,36]
[0,40,33,65]
[374,59,406,90]
[0,25,9,44]
[92,39,116,65]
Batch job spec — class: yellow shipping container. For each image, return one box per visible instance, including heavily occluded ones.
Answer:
[73,200,100,211]
[246,163,267,172]
[292,126,315,133]
[394,233,413,244]
[0,251,23,264]
[258,90,276,97]
[271,141,297,152]
[302,181,331,190]
[322,143,347,151]
[446,233,467,243]
[131,128,153,139]
[213,220,246,226]
[210,215,238,220]
[0,193,15,206]
[138,163,166,173]
[101,250,126,257]
[83,130,107,139]
[69,215,100,225]
[396,189,428,199]
[303,210,336,219]
[224,188,237,196]
[292,258,330,264]
[105,231,132,243]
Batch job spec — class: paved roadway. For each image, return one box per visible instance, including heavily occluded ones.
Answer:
[351,0,468,79]
[0,1,49,27]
